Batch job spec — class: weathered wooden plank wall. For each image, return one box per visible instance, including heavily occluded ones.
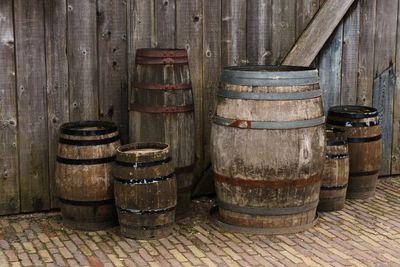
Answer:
[1,0,400,214]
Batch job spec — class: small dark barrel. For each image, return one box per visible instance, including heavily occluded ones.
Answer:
[130,48,195,217]
[112,142,177,239]
[318,129,349,212]
[211,65,325,233]
[327,106,382,199]
[55,121,120,230]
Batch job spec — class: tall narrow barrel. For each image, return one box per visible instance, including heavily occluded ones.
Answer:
[318,129,349,212]
[327,106,382,199]
[130,48,195,217]
[211,66,325,233]
[55,121,120,230]
[113,143,177,239]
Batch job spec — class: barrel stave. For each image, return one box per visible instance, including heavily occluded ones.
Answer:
[55,121,120,230]
[326,106,382,199]
[113,143,177,239]
[131,49,195,217]
[211,65,325,232]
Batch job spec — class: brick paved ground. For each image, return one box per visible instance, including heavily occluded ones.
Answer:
[1,178,400,267]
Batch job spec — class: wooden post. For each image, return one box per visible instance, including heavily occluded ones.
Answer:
[67,0,99,121]
[0,0,20,215]
[15,0,50,212]
[98,0,129,143]
[283,0,356,66]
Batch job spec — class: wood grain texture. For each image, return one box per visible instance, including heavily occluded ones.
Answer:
[373,67,395,175]
[392,0,400,174]
[14,0,50,212]
[56,124,120,230]
[295,0,319,39]
[212,71,325,229]
[176,0,203,176]
[131,53,195,216]
[201,0,221,177]
[357,0,376,106]
[45,0,69,208]
[246,0,272,64]
[327,111,381,199]
[341,1,360,105]
[318,130,349,212]
[0,0,19,215]
[98,0,128,143]
[221,0,246,66]
[271,0,295,65]
[128,0,155,141]
[155,0,176,47]
[283,0,355,66]
[113,143,176,239]
[67,0,98,120]
[373,0,398,77]
[318,23,343,113]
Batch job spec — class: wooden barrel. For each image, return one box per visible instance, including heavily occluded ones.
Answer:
[130,48,195,218]
[211,66,325,233]
[55,121,120,230]
[327,106,382,199]
[318,129,349,212]
[112,142,177,239]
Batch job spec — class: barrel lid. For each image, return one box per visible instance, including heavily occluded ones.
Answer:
[328,105,378,119]
[116,142,170,163]
[60,121,118,136]
[221,65,319,86]
[136,48,187,58]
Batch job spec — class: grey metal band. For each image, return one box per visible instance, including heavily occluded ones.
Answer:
[222,69,319,86]
[218,89,322,100]
[218,200,319,216]
[213,115,325,129]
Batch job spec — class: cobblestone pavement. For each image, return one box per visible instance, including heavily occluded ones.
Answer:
[1,178,400,267]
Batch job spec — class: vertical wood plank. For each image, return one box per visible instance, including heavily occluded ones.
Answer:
[45,0,69,208]
[340,1,360,105]
[272,0,296,65]
[221,0,246,66]
[373,67,394,175]
[295,0,319,40]
[357,0,376,106]
[128,0,155,141]
[176,0,203,176]
[246,0,272,64]
[98,0,128,143]
[14,0,50,212]
[392,0,400,174]
[374,0,398,77]
[155,0,176,47]
[318,23,344,113]
[198,0,221,194]
[0,0,20,214]
[67,0,98,120]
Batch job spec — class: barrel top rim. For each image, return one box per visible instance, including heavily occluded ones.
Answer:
[221,65,319,86]
[328,105,378,118]
[117,142,170,158]
[136,48,188,58]
[60,120,118,136]
[224,65,317,72]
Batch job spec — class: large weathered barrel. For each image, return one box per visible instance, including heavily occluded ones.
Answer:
[318,129,349,212]
[327,106,382,199]
[211,66,325,233]
[55,121,120,230]
[130,48,195,217]
[113,143,177,239]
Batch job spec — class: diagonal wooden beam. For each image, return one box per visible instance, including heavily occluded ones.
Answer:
[283,0,356,66]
